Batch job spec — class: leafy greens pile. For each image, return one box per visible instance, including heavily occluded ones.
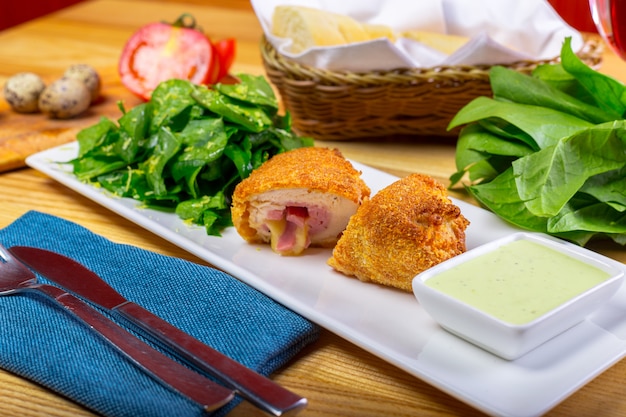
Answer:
[449,38,626,247]
[71,74,313,235]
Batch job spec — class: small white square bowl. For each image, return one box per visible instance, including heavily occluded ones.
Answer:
[412,232,625,360]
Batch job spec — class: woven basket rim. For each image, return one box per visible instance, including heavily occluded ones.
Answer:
[260,35,603,140]
[261,35,603,84]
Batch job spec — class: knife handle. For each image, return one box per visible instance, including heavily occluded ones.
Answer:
[116,302,308,417]
[33,283,234,412]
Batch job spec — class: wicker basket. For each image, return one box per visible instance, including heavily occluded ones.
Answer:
[261,36,603,140]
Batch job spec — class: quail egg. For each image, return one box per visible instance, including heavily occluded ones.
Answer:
[3,72,46,113]
[38,78,91,119]
[62,63,101,103]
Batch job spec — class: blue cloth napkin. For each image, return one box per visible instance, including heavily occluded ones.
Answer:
[0,211,319,417]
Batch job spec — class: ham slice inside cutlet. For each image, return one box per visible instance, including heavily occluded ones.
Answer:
[231,147,370,256]
[247,189,359,255]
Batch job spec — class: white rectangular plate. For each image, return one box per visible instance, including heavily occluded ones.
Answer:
[27,142,626,417]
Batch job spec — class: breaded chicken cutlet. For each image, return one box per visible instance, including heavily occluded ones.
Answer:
[328,173,469,292]
[231,147,370,256]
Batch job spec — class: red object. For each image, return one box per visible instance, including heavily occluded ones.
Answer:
[548,0,598,33]
[604,0,626,59]
[285,206,309,221]
[213,38,237,82]
[0,0,84,31]
[118,14,218,101]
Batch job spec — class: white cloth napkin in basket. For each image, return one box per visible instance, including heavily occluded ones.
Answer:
[252,0,584,71]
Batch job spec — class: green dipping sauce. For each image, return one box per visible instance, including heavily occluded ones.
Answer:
[425,239,611,325]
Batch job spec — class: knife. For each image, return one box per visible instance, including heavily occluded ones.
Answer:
[3,246,234,412]
[10,246,308,417]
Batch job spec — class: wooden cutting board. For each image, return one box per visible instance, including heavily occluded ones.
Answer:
[0,72,143,173]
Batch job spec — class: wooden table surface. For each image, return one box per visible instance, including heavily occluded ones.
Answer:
[1,1,625,416]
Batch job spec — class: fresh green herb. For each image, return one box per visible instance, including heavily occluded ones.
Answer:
[70,74,314,236]
[449,38,626,246]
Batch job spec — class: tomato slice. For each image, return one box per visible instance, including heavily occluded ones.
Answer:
[119,20,217,100]
[213,38,236,82]
[205,42,221,85]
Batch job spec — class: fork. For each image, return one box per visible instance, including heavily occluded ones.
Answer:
[0,243,234,412]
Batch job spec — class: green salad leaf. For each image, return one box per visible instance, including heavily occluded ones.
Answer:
[70,74,314,236]
[449,37,626,246]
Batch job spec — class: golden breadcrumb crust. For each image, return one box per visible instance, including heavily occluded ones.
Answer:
[328,173,469,292]
[231,146,371,243]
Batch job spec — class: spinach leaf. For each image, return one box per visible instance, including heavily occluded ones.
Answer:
[460,123,534,158]
[150,79,200,132]
[71,156,128,182]
[119,102,152,141]
[490,65,620,123]
[532,63,597,104]
[477,118,536,148]
[580,166,626,212]
[448,96,592,149]
[468,168,549,233]
[560,37,626,117]
[170,118,228,198]
[224,137,253,180]
[71,118,130,180]
[451,124,530,186]
[193,85,273,132]
[96,168,154,201]
[548,194,626,235]
[139,127,181,197]
[216,73,279,115]
[512,121,626,217]
[175,192,231,236]
[76,117,118,158]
